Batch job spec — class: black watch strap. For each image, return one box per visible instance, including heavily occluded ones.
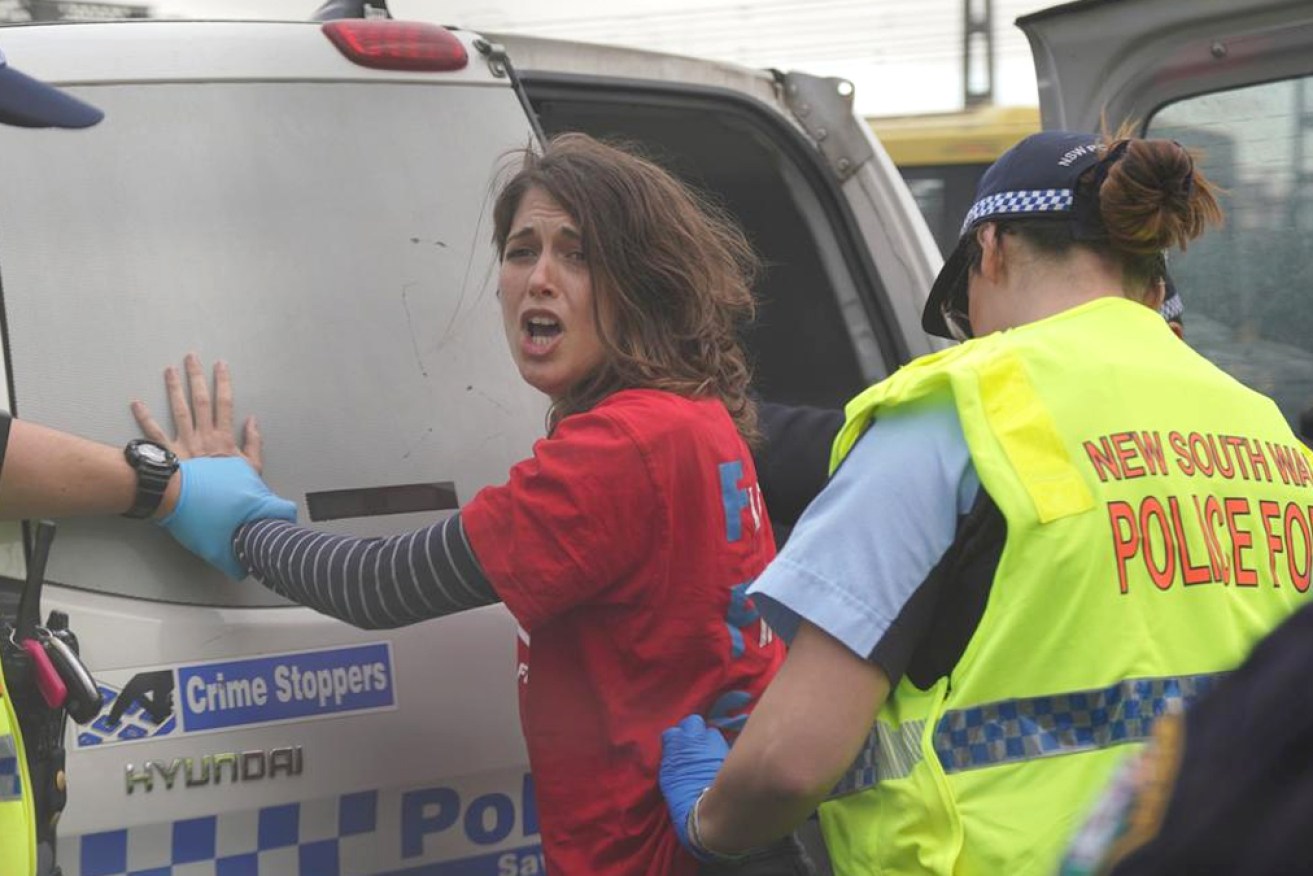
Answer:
[122,440,179,519]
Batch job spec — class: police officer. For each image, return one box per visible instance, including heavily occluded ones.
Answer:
[658,130,1313,876]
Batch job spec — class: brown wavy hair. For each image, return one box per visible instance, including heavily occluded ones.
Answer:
[492,134,761,444]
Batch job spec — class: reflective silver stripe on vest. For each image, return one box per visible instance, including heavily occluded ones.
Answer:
[829,719,925,798]
[934,673,1226,774]
[0,734,20,802]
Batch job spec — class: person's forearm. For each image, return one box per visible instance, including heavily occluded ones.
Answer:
[0,419,179,521]
[235,515,498,629]
[696,622,890,854]
[695,726,835,852]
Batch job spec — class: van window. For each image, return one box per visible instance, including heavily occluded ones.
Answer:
[898,164,990,257]
[0,81,544,606]
[1149,78,1313,432]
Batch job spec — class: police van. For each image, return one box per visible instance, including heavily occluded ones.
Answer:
[0,8,938,876]
[2,0,1312,873]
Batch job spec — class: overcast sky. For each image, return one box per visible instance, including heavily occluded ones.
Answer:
[145,0,1054,116]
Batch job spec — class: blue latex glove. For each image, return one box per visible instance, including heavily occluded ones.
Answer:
[660,714,730,860]
[156,457,298,579]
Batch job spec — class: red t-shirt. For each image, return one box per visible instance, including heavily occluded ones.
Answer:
[463,389,783,876]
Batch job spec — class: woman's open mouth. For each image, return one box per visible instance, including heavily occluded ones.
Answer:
[524,315,563,348]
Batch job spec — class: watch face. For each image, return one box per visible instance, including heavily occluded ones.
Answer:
[140,444,168,465]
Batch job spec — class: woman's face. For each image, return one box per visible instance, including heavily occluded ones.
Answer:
[498,187,607,400]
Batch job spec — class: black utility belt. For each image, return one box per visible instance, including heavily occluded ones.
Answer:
[2,521,104,876]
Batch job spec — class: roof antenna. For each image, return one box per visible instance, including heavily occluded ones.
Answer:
[962,0,994,108]
[311,0,391,20]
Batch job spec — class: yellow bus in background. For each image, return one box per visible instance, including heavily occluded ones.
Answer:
[869,106,1039,256]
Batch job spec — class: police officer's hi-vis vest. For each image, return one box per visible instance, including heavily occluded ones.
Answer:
[0,662,36,875]
[820,297,1313,876]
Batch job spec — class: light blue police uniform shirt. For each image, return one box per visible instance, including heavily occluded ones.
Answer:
[750,392,981,660]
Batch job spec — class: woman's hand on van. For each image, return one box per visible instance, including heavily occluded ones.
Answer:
[132,353,297,579]
[132,353,263,472]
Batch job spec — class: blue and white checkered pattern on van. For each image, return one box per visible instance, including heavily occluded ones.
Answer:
[69,788,544,876]
[75,791,380,876]
[960,188,1074,234]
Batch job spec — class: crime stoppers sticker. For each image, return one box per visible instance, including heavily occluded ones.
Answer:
[76,642,396,749]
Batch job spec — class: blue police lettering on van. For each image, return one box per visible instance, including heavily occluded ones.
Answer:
[402,773,539,858]
[498,846,547,875]
[179,643,395,732]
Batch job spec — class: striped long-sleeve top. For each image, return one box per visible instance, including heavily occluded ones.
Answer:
[234,515,498,628]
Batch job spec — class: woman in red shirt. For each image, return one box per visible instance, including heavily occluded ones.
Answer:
[137,134,809,876]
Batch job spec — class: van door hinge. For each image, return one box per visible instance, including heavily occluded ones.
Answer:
[781,72,874,182]
[473,38,509,79]
[473,38,546,143]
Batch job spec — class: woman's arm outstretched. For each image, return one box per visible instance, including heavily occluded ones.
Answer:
[135,354,498,628]
[235,516,497,629]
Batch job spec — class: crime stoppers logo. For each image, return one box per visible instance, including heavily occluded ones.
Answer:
[76,643,397,749]
[79,670,178,748]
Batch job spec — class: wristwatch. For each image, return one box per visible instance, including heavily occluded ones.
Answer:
[122,439,180,519]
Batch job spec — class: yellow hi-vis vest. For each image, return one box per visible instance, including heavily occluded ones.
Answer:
[819,297,1313,876]
[0,661,36,876]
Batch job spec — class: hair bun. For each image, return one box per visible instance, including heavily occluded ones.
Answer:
[1098,137,1223,255]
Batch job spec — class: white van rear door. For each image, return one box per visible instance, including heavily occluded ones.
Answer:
[0,20,548,875]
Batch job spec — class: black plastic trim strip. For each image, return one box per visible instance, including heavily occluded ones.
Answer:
[305,482,459,522]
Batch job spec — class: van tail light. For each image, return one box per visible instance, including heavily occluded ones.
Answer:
[322,20,469,72]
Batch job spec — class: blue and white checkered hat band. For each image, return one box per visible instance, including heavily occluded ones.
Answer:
[961,188,1075,235]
